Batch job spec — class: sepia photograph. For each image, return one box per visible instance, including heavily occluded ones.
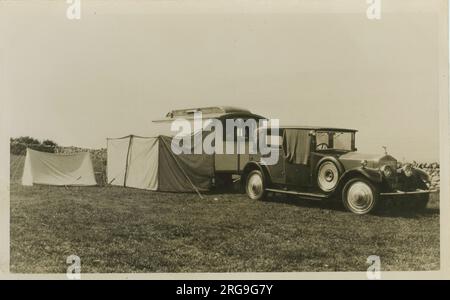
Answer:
[0,0,449,282]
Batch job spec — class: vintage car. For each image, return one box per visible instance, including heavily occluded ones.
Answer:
[154,107,434,214]
[241,126,435,214]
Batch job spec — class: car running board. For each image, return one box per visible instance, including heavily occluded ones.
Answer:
[266,188,328,200]
[380,189,438,196]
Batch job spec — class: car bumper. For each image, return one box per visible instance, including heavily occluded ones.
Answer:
[380,189,438,196]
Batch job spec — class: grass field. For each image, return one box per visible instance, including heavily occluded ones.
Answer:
[9,155,440,273]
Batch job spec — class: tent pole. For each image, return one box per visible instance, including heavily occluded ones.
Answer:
[123,135,133,187]
[160,137,204,199]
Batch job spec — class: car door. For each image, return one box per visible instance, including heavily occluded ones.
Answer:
[284,160,311,187]
[214,122,239,172]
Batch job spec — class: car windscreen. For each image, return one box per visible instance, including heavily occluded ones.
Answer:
[315,131,353,151]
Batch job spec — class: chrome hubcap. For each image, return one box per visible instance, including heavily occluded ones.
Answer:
[325,170,334,182]
[247,173,263,199]
[346,182,374,214]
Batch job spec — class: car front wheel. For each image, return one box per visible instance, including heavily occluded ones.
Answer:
[342,178,379,215]
[245,170,267,200]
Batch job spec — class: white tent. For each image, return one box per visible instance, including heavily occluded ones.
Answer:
[22,148,97,186]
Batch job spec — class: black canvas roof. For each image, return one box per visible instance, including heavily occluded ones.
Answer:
[268,126,358,132]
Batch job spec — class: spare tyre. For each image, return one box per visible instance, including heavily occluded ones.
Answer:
[317,160,341,192]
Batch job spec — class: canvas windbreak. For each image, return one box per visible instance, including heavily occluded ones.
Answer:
[107,135,213,192]
[125,137,159,190]
[107,136,159,190]
[106,136,130,186]
[158,136,213,192]
[22,148,97,186]
[282,129,311,165]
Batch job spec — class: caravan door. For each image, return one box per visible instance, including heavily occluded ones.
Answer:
[214,125,239,172]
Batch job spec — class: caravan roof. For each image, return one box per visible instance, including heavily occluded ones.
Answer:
[153,106,266,122]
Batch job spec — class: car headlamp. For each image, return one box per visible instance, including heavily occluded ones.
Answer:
[402,163,414,177]
[380,165,394,177]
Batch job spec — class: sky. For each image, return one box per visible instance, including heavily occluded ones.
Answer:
[0,0,444,161]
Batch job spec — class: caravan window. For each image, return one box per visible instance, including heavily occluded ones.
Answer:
[224,119,254,142]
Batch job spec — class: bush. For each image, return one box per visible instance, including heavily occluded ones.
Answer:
[10,137,58,155]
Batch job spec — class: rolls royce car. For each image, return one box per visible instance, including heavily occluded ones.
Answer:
[241,127,435,214]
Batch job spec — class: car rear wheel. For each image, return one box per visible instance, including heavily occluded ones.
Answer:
[342,178,379,215]
[245,170,266,200]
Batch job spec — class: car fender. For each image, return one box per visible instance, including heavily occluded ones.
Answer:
[412,168,430,183]
[335,167,382,195]
[242,161,271,186]
[314,156,345,179]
